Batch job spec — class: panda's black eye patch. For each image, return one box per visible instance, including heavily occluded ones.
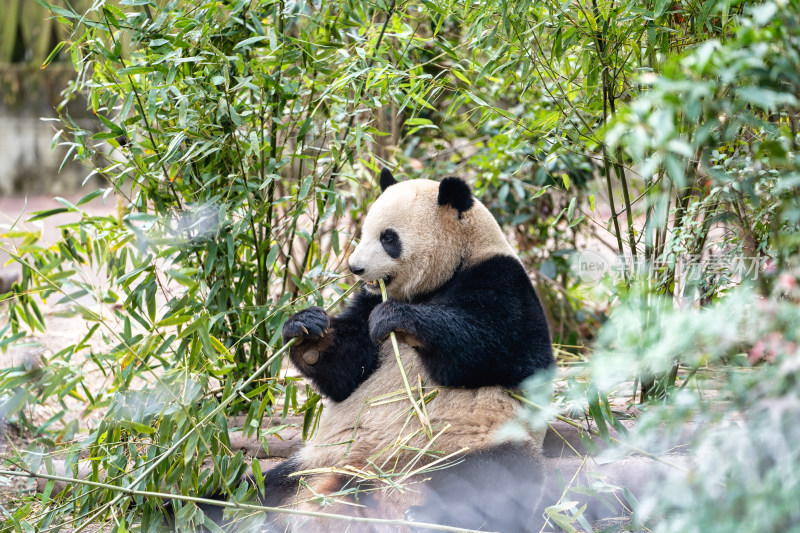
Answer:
[380,229,402,259]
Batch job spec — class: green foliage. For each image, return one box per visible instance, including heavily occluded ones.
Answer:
[379,0,746,350]
[579,278,800,532]
[523,2,800,531]
[602,0,800,398]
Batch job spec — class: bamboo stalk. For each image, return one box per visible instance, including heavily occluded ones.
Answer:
[378,278,433,437]
[0,469,491,533]
[536,455,589,533]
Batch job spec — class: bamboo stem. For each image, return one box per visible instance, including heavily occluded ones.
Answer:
[0,469,490,533]
[378,278,433,437]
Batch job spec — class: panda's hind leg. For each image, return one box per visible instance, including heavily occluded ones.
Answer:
[178,456,303,532]
[250,455,306,508]
[405,443,545,533]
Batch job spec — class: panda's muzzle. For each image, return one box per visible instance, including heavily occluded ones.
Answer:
[364,275,392,290]
[349,263,392,290]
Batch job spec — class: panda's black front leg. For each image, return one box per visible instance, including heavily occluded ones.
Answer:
[282,290,382,402]
[368,300,523,388]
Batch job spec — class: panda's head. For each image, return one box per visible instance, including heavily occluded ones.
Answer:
[348,169,514,301]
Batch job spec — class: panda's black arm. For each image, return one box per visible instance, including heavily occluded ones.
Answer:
[368,255,554,388]
[283,290,382,402]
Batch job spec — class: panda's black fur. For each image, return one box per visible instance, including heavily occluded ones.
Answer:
[201,171,554,532]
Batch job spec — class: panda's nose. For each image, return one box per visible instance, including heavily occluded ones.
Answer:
[349,264,365,276]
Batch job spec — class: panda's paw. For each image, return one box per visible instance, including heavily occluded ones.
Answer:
[282,306,330,345]
[368,301,414,343]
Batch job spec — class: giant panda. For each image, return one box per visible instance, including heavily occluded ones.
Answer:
[241,170,555,532]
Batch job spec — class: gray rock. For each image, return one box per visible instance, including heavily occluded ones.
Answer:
[0,269,19,295]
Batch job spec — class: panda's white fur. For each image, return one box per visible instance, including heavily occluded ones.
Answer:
[282,345,541,530]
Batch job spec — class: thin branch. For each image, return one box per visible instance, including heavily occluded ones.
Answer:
[378,278,432,437]
[0,469,490,533]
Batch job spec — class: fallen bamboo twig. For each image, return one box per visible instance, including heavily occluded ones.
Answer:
[0,469,494,533]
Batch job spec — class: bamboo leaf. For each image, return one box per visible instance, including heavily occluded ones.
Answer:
[0,389,29,419]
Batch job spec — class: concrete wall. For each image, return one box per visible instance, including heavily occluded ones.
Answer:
[0,65,97,196]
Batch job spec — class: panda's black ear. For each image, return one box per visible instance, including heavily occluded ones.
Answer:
[379,168,397,192]
[438,177,474,214]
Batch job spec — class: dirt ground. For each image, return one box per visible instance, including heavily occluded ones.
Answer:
[0,194,101,501]
[0,194,156,530]
[0,311,114,531]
